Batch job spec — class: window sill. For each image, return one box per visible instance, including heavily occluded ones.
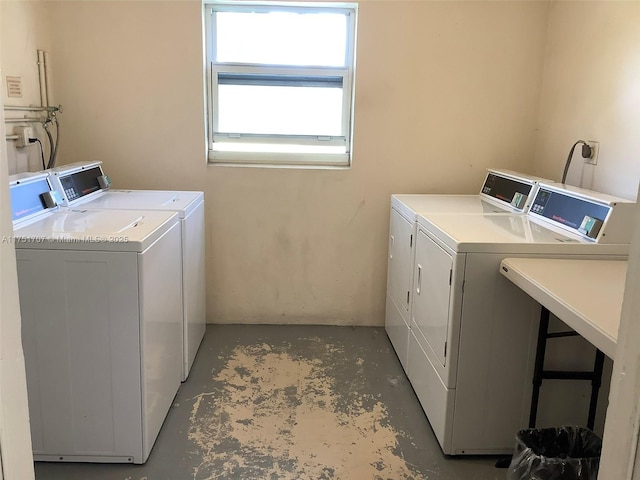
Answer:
[208,149,351,168]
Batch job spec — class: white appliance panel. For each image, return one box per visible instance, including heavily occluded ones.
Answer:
[451,253,540,454]
[387,207,414,316]
[384,207,415,369]
[17,248,143,461]
[412,230,453,368]
[138,222,182,460]
[408,331,454,450]
[183,203,207,378]
[385,292,410,371]
[16,257,44,453]
[410,231,465,389]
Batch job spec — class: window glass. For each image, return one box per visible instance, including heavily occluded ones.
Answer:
[215,11,347,66]
[218,84,343,136]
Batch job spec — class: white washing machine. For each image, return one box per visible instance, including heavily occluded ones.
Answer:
[408,182,635,455]
[10,172,183,464]
[48,161,205,381]
[386,169,554,370]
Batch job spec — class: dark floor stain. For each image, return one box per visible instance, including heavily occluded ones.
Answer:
[188,337,426,479]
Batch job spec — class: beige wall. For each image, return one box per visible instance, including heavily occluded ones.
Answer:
[2,0,53,174]
[533,0,640,200]
[45,0,549,326]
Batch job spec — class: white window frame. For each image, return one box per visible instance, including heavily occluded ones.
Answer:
[204,1,357,167]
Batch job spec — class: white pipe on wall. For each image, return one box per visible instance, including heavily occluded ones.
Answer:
[4,118,42,124]
[37,50,48,107]
[43,51,52,107]
[4,106,52,112]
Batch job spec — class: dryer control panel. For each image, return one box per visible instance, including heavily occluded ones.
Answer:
[479,170,547,213]
[528,183,636,243]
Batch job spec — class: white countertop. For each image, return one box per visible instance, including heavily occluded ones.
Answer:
[499,258,627,359]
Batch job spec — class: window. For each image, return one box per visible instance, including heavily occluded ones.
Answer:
[205,1,357,167]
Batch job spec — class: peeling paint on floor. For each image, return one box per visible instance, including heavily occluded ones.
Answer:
[188,338,426,480]
[34,326,505,480]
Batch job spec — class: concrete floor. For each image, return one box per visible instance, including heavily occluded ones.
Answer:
[35,325,506,480]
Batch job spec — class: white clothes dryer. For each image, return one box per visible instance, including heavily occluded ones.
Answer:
[11,172,182,464]
[407,182,634,456]
[386,169,554,370]
[48,161,205,381]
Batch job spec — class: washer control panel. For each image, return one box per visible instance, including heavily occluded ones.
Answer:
[58,166,104,203]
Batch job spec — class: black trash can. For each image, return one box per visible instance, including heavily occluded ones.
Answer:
[507,427,602,480]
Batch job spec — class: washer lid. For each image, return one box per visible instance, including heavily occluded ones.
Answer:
[13,208,179,252]
[76,190,204,218]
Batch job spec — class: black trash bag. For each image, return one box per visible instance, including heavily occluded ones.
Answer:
[506,427,602,480]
